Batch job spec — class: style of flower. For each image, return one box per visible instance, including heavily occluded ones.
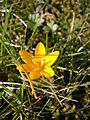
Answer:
[17,42,59,80]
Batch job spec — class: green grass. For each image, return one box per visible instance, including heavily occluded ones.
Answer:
[0,0,90,120]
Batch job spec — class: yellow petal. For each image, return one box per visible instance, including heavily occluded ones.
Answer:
[35,42,45,58]
[29,70,41,80]
[32,57,45,65]
[19,50,34,63]
[16,63,35,73]
[42,66,55,77]
[44,51,59,66]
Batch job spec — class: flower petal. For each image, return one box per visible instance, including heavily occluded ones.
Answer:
[44,51,59,66]
[17,63,35,73]
[29,70,41,80]
[42,66,55,77]
[32,57,45,65]
[35,42,45,58]
[19,50,34,63]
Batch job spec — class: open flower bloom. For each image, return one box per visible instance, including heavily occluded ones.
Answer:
[17,42,59,80]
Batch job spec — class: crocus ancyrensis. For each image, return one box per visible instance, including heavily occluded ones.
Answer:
[17,42,59,80]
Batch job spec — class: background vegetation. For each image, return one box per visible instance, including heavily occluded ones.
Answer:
[0,0,90,120]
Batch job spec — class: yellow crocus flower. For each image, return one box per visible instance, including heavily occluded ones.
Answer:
[17,42,59,80]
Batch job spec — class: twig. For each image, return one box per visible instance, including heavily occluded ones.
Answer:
[57,66,90,76]
[70,11,75,33]
[0,82,21,85]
